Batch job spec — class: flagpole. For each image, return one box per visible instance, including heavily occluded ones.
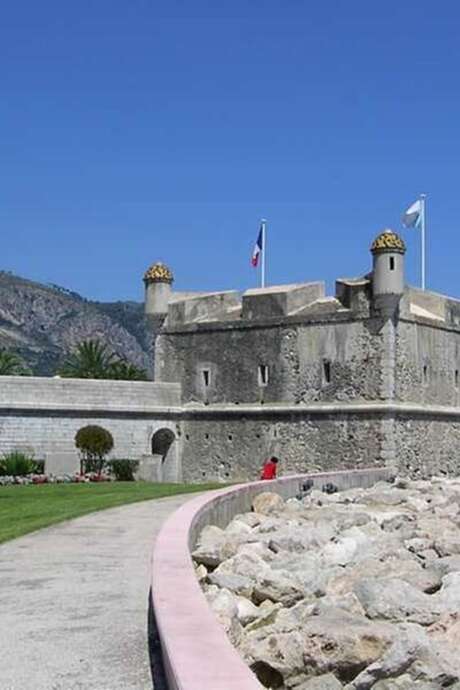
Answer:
[261,219,267,288]
[420,195,426,290]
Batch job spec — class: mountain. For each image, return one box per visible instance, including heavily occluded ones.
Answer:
[0,271,151,376]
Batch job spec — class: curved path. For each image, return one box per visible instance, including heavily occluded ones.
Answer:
[0,494,193,690]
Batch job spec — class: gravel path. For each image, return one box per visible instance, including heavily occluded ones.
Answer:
[0,494,192,690]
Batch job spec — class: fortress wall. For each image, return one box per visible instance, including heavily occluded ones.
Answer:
[156,317,383,406]
[395,414,460,476]
[0,376,181,473]
[0,375,181,410]
[179,410,384,482]
[396,319,460,406]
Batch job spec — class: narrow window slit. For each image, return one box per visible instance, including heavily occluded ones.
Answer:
[258,364,269,386]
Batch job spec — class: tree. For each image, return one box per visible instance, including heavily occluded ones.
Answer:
[58,340,117,379]
[107,359,148,381]
[75,425,114,474]
[58,339,148,380]
[0,349,30,376]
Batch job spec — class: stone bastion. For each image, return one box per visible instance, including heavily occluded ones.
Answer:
[150,468,391,690]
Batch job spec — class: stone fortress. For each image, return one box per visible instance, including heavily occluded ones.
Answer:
[2,229,460,482]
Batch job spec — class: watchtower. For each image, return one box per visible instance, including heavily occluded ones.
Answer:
[370,229,406,298]
[143,262,173,316]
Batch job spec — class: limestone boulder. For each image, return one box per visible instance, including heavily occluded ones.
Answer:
[336,556,442,595]
[252,492,285,515]
[346,622,429,689]
[231,512,262,528]
[428,611,460,650]
[253,568,305,606]
[244,601,284,633]
[436,572,460,611]
[322,536,360,566]
[300,609,393,682]
[192,525,226,567]
[235,596,260,626]
[208,571,254,598]
[294,674,343,689]
[434,535,460,557]
[242,627,307,683]
[268,521,336,554]
[212,549,270,582]
[204,586,242,646]
[353,578,441,625]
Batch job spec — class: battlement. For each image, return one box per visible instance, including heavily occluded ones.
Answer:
[162,280,362,327]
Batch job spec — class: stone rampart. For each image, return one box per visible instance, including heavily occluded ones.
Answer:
[150,467,391,690]
[0,376,181,474]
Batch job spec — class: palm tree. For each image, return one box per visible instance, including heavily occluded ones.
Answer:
[0,349,30,376]
[108,359,148,381]
[59,340,117,379]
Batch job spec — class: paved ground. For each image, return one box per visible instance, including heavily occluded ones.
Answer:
[0,494,193,690]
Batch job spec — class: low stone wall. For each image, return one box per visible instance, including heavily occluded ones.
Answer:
[0,376,181,475]
[150,467,391,690]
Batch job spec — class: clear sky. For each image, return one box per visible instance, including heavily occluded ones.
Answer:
[2,1,460,301]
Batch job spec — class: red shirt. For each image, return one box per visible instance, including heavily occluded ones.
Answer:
[260,460,277,480]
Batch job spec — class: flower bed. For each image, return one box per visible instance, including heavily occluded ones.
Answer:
[0,472,114,486]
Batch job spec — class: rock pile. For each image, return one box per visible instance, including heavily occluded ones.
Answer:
[193,478,460,689]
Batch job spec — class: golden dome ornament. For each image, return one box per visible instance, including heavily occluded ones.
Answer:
[143,262,174,285]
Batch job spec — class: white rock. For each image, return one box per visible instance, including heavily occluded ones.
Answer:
[252,491,285,515]
[236,596,260,625]
[353,578,441,625]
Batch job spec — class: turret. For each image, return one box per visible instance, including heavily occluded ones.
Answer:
[371,229,406,297]
[143,262,173,316]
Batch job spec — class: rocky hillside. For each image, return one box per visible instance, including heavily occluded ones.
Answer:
[0,271,151,376]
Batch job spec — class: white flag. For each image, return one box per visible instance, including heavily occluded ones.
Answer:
[402,199,422,228]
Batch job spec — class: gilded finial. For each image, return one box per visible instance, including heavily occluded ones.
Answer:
[371,230,406,255]
[143,262,174,284]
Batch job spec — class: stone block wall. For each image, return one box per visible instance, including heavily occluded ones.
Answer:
[394,413,460,477]
[179,408,384,483]
[395,319,460,406]
[0,376,181,476]
[156,316,384,407]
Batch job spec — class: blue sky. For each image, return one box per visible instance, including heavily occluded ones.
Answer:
[2,1,460,301]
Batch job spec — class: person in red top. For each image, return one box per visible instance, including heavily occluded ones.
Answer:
[260,456,279,480]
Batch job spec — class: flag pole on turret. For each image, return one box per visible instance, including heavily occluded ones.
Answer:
[261,218,267,288]
[402,195,427,290]
[420,195,426,291]
[251,219,267,288]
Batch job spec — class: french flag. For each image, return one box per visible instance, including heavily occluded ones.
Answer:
[251,225,263,267]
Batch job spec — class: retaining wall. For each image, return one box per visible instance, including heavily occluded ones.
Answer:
[0,376,181,473]
[151,467,391,690]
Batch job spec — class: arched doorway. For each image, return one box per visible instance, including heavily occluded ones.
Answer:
[151,428,177,481]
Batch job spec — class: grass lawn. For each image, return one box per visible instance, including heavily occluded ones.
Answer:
[0,481,222,545]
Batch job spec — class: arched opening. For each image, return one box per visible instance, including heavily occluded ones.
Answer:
[151,428,177,481]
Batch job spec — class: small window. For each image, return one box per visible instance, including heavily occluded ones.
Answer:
[455,370,458,388]
[258,364,269,386]
[202,369,211,387]
[323,359,331,384]
[228,434,233,441]
[389,257,395,271]
[423,365,428,384]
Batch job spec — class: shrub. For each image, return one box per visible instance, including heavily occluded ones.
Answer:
[108,458,139,481]
[75,425,114,474]
[34,459,45,475]
[0,451,37,477]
